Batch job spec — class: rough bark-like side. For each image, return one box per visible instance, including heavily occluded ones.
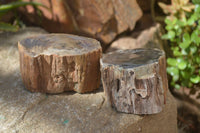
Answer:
[101,49,167,114]
[18,35,102,94]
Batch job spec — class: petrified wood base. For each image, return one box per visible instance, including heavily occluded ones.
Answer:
[100,49,168,114]
[18,34,102,93]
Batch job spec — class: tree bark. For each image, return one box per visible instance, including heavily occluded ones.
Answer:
[18,34,102,93]
[100,48,168,114]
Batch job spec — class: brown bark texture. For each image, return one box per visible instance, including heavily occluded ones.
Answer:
[100,48,168,114]
[18,34,102,93]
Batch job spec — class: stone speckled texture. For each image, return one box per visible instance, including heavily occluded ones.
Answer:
[0,28,177,133]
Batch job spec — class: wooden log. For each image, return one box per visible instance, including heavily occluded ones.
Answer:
[100,48,168,114]
[18,34,102,93]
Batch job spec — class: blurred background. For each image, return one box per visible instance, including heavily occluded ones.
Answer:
[0,0,169,50]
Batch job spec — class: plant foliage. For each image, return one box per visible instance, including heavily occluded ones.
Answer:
[159,0,200,93]
[0,0,47,32]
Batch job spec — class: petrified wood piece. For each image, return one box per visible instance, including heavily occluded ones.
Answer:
[18,34,102,93]
[100,48,168,114]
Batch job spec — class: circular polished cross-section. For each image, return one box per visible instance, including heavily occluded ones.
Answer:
[20,34,101,56]
[102,49,164,68]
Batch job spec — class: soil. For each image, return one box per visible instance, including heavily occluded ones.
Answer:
[173,90,200,133]
[177,105,200,133]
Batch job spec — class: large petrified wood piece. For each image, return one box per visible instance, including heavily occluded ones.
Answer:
[100,48,168,114]
[18,34,102,93]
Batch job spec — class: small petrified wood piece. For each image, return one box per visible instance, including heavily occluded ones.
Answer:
[18,34,102,93]
[100,49,168,114]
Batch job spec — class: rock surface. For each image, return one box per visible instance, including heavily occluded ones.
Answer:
[0,28,177,133]
[106,24,165,52]
[0,27,47,131]
[19,0,142,45]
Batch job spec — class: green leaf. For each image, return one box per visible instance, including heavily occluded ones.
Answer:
[189,65,196,73]
[176,28,182,36]
[177,20,185,27]
[0,1,46,12]
[177,58,187,70]
[172,18,177,25]
[187,15,197,25]
[193,0,200,4]
[162,34,169,39]
[173,75,179,82]
[190,46,197,54]
[182,17,187,26]
[187,19,194,26]
[181,49,188,55]
[180,42,190,49]
[174,24,179,30]
[195,4,200,13]
[170,81,175,86]
[165,18,177,30]
[162,31,176,40]
[164,18,172,25]
[0,22,18,32]
[173,47,182,56]
[167,67,179,77]
[181,71,190,79]
[181,80,190,87]
[183,33,190,43]
[196,57,200,63]
[191,30,198,42]
[177,61,187,70]
[180,33,191,49]
[0,1,48,17]
[191,30,200,44]
[168,31,176,40]
[166,25,173,30]
[174,50,182,56]
[167,58,177,66]
[190,75,200,83]
[175,84,181,89]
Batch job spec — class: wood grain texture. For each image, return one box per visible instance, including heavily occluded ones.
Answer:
[100,49,168,114]
[18,34,102,93]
